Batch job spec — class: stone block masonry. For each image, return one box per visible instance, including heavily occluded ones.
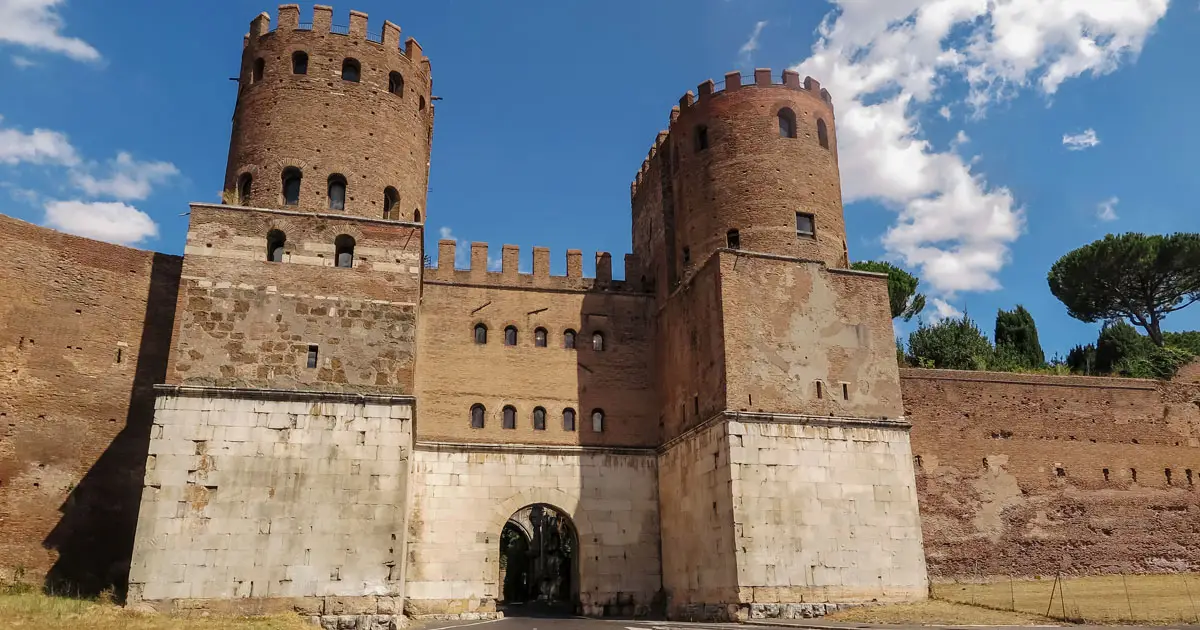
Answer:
[128,386,413,626]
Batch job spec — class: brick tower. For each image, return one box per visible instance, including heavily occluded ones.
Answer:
[637,69,929,619]
[128,7,428,625]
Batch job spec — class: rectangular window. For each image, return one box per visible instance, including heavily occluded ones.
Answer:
[796,212,815,237]
[682,247,690,265]
[306,345,319,369]
[841,383,849,400]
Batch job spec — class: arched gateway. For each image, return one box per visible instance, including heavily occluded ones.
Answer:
[499,503,579,613]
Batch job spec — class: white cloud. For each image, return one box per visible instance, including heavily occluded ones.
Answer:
[71,151,179,201]
[938,105,952,120]
[793,0,1167,296]
[0,0,99,62]
[0,114,79,165]
[1097,196,1119,222]
[11,55,34,68]
[43,200,159,245]
[739,20,769,65]
[928,298,964,323]
[0,0,99,61]
[1063,128,1100,150]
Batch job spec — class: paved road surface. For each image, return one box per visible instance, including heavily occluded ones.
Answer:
[414,614,1195,630]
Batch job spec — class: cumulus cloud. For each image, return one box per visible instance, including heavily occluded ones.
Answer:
[1097,196,1119,222]
[928,298,964,323]
[794,0,1167,296]
[1063,128,1101,151]
[0,114,79,165]
[739,20,769,65]
[43,200,159,245]
[72,151,180,201]
[0,0,100,61]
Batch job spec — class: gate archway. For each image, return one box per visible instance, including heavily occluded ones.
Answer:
[498,503,579,612]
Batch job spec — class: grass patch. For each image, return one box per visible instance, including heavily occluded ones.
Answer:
[825,599,1053,625]
[935,573,1200,625]
[0,589,312,630]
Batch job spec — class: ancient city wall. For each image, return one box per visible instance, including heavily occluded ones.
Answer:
[417,243,657,447]
[728,417,927,610]
[903,368,1200,578]
[169,204,420,393]
[0,213,179,593]
[405,444,661,618]
[128,387,412,623]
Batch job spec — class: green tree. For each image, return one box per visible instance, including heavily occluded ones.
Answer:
[907,314,993,370]
[1065,343,1097,375]
[1163,331,1200,357]
[1096,321,1151,373]
[994,305,1045,368]
[851,261,926,321]
[1047,233,1200,346]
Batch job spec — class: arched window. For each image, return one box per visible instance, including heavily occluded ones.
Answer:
[533,407,546,431]
[778,108,797,138]
[534,328,548,348]
[727,229,740,249]
[252,58,264,83]
[591,409,604,433]
[292,51,308,75]
[563,329,576,349]
[592,332,605,352]
[563,408,576,432]
[414,209,422,222]
[817,118,829,149]
[474,324,488,344]
[502,405,516,430]
[342,58,361,82]
[383,187,399,220]
[328,174,347,211]
[388,71,404,96]
[419,95,426,111]
[237,173,252,205]
[504,326,517,346]
[695,125,709,152]
[334,234,355,269]
[470,404,485,429]
[266,229,286,263]
[282,167,302,206]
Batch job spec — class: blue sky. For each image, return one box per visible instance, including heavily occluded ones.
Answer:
[1,0,1198,357]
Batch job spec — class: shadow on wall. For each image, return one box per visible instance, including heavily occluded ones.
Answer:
[42,254,180,598]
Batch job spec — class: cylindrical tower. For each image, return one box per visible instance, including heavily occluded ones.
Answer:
[224,5,433,223]
[633,68,845,288]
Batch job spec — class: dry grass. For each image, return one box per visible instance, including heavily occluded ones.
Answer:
[935,573,1200,625]
[825,598,1054,625]
[0,589,312,630]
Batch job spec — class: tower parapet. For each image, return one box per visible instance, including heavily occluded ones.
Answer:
[425,240,649,293]
[630,69,846,296]
[226,5,434,223]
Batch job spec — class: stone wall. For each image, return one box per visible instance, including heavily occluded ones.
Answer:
[903,368,1200,578]
[405,444,661,618]
[0,213,179,594]
[128,387,412,624]
[728,417,927,609]
[657,420,739,618]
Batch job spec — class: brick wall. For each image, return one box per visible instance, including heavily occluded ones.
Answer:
[903,368,1200,578]
[0,213,179,593]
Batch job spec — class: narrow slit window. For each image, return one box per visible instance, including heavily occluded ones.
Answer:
[682,247,690,265]
[533,407,546,431]
[796,212,815,238]
[306,345,319,368]
[470,404,485,429]
[563,408,576,432]
[474,324,488,344]
[504,326,517,346]
[252,58,265,83]
[841,383,849,400]
[1103,468,1110,482]
[237,173,253,205]
[591,409,604,433]
[695,125,709,152]
[817,118,829,149]
[502,406,516,430]
[815,381,824,399]
[534,328,547,348]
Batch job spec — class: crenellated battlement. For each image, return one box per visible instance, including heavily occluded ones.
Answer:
[245,5,428,72]
[630,68,833,199]
[424,240,651,294]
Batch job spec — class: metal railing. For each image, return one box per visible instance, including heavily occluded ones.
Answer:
[330,24,350,35]
[297,22,313,30]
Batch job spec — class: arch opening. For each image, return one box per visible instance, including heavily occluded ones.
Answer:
[499,503,578,613]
